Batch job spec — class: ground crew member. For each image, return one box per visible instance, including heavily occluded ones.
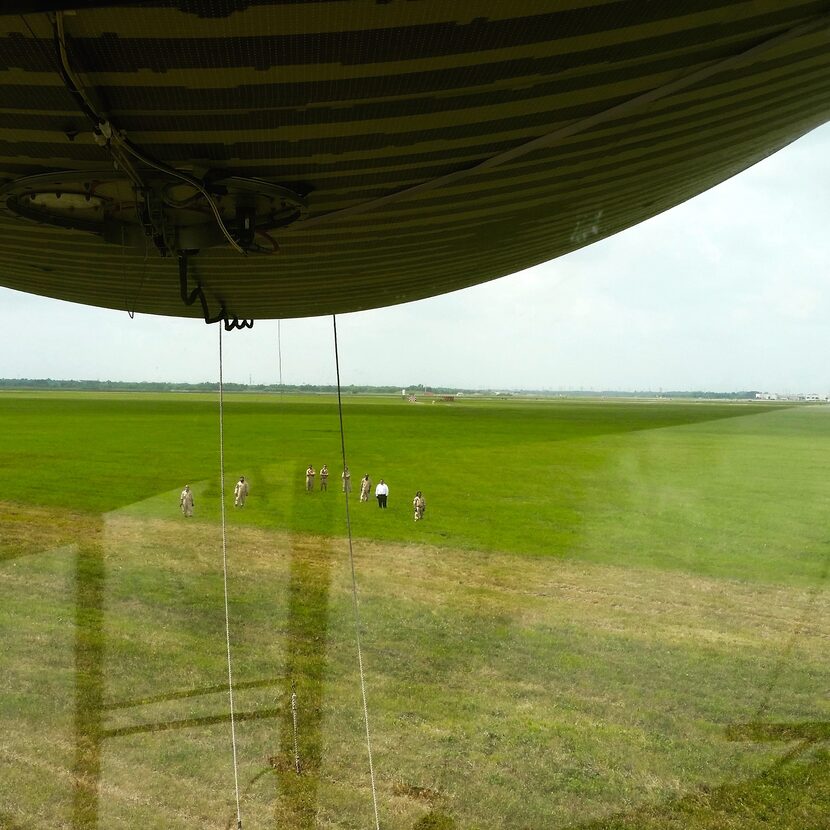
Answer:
[320,465,329,491]
[342,466,352,493]
[180,484,194,517]
[305,465,315,492]
[413,491,425,521]
[375,479,389,508]
[234,476,249,507]
[360,474,371,502]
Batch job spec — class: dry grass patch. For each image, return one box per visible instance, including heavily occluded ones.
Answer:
[0,500,100,560]
[347,539,828,661]
[2,514,827,829]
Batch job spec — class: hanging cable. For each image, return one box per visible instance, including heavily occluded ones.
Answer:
[224,317,254,331]
[219,325,244,830]
[118,140,245,255]
[291,679,301,775]
[179,252,226,324]
[49,11,245,255]
[332,315,381,830]
[178,252,254,329]
[277,320,283,392]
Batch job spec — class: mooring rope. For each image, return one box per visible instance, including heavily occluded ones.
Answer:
[291,679,301,775]
[332,315,381,830]
[218,325,244,829]
[277,319,283,390]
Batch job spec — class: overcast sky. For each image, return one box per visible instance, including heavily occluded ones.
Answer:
[1,122,828,393]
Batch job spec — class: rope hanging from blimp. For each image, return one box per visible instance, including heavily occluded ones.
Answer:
[333,314,382,830]
[217,326,244,830]
[212,318,381,828]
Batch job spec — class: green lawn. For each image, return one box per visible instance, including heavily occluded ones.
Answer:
[1,392,828,829]
[1,392,827,585]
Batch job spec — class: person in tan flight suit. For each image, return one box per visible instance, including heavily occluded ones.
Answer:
[413,491,426,521]
[234,476,249,507]
[180,484,194,517]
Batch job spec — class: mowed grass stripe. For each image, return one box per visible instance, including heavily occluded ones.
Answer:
[2,394,827,584]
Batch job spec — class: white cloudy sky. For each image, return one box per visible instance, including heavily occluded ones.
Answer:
[1,122,828,393]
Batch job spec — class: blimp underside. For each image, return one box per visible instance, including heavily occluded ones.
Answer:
[0,1,828,321]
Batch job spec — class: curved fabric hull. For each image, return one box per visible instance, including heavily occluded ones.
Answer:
[0,1,828,320]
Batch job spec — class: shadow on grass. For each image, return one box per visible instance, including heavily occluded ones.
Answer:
[727,722,830,744]
[102,676,285,710]
[63,470,347,828]
[566,546,830,830]
[271,477,338,827]
[0,810,27,830]
[0,501,100,563]
[72,533,104,830]
[102,707,283,738]
[569,741,830,830]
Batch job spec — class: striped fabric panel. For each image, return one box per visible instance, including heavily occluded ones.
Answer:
[0,0,828,319]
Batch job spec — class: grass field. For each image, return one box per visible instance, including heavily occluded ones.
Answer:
[1,392,828,829]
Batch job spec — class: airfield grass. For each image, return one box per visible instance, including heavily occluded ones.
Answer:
[2,392,829,586]
[1,392,828,829]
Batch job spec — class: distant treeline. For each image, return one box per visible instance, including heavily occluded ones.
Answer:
[0,378,457,394]
[0,378,398,394]
[0,378,760,399]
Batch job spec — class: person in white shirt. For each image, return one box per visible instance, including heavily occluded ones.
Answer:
[375,479,389,508]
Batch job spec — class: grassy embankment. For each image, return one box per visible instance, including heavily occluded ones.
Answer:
[1,392,828,829]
